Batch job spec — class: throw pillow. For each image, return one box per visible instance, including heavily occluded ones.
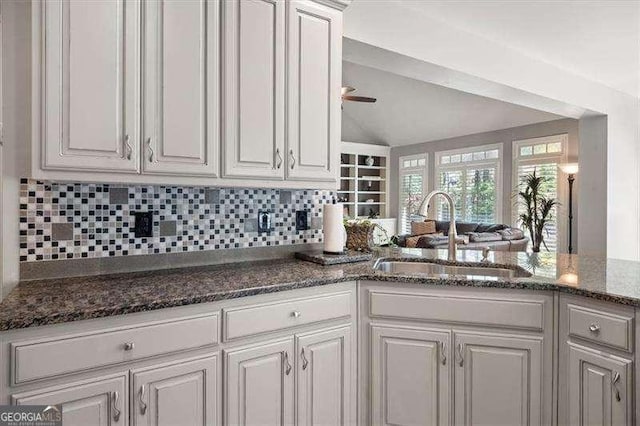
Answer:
[411,220,436,236]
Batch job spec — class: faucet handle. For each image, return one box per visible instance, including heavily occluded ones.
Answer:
[481,246,491,262]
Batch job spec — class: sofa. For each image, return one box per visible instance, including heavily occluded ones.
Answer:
[396,220,529,252]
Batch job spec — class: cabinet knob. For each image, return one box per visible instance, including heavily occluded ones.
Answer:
[291,311,301,318]
[589,324,600,333]
[123,342,135,351]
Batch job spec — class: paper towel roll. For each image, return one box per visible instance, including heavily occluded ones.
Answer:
[323,203,345,254]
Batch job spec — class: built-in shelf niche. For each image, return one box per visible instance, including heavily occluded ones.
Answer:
[339,142,390,219]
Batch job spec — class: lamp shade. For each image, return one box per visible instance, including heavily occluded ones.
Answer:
[559,163,579,174]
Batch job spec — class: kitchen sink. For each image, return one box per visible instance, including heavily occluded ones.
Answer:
[373,260,522,279]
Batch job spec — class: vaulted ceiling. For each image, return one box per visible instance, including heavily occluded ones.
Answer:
[341,61,564,146]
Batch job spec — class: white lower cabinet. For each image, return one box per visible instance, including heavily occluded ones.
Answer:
[567,343,633,426]
[453,331,544,426]
[224,325,355,426]
[13,375,127,426]
[370,325,450,426]
[132,355,219,426]
[224,337,295,426]
[296,325,353,426]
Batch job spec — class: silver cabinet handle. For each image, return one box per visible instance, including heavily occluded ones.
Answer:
[612,371,621,402]
[301,348,309,370]
[456,343,464,366]
[123,342,134,351]
[589,324,601,333]
[111,391,121,422]
[439,341,447,365]
[291,311,301,318]
[275,148,283,169]
[289,149,295,169]
[284,351,292,375]
[138,385,147,415]
[124,134,132,160]
[146,137,154,163]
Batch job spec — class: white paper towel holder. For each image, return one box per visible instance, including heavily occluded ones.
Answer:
[323,200,347,255]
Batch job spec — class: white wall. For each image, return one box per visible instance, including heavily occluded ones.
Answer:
[344,1,639,260]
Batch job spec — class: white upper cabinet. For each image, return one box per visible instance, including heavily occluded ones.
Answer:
[40,0,140,173]
[142,0,220,177]
[222,0,286,180]
[34,0,348,187]
[286,0,341,182]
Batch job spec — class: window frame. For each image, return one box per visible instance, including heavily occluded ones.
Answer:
[434,143,503,223]
[398,153,428,234]
[512,134,569,253]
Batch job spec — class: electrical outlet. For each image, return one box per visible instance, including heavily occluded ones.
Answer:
[258,210,272,234]
[134,212,153,238]
[296,210,309,231]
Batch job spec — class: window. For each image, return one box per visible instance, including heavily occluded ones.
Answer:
[435,144,502,223]
[399,154,427,234]
[513,134,568,253]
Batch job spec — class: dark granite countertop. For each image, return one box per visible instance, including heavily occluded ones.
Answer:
[1,247,640,331]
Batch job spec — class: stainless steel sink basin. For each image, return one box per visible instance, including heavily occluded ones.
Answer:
[373,260,518,279]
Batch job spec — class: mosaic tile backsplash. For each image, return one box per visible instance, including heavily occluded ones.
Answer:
[19,179,333,262]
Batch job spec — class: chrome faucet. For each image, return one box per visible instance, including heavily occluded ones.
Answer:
[416,190,457,261]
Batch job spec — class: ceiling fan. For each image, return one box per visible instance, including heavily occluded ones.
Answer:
[341,86,377,104]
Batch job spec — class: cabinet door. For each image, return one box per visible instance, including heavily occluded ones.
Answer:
[454,331,545,426]
[13,375,127,426]
[296,325,353,425]
[142,0,219,176]
[40,0,139,172]
[286,0,341,182]
[132,355,219,426]
[222,0,285,179]
[568,343,633,426]
[224,337,294,425]
[370,325,451,426]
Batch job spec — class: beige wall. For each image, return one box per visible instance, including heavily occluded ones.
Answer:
[1,0,31,299]
[390,118,579,252]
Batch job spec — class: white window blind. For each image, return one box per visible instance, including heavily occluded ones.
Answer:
[513,134,568,253]
[435,144,502,223]
[399,154,427,234]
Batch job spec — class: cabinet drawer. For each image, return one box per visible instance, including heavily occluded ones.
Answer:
[223,291,352,341]
[567,302,633,351]
[368,290,546,331]
[12,314,219,384]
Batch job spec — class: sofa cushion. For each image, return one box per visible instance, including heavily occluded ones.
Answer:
[476,223,508,233]
[405,233,443,248]
[498,228,525,241]
[468,232,503,243]
[435,221,479,234]
[410,220,436,236]
[457,222,480,234]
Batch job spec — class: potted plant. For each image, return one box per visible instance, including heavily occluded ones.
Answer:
[516,170,559,252]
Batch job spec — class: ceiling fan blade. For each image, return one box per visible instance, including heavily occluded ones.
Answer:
[342,95,377,103]
[341,86,356,96]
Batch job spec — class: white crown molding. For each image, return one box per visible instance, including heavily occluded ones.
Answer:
[312,0,352,11]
